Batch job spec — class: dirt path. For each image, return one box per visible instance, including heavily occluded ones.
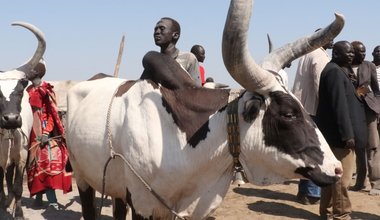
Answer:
[3,178,380,219]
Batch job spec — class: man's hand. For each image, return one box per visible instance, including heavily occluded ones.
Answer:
[40,134,49,146]
[344,138,355,149]
[356,86,370,97]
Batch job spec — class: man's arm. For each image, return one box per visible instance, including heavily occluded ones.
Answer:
[324,68,355,142]
[369,62,380,96]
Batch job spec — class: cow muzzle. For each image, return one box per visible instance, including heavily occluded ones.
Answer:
[0,113,22,129]
[295,166,341,187]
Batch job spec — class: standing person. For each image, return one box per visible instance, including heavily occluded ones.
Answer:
[153,17,201,86]
[292,35,334,205]
[27,60,72,210]
[349,41,380,196]
[316,41,368,220]
[373,45,380,85]
[191,44,206,85]
[277,62,291,89]
[372,46,380,195]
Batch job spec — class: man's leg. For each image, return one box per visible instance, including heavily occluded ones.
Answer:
[331,148,355,219]
[368,112,380,195]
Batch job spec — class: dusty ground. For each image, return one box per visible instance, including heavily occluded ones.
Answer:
[2,177,380,220]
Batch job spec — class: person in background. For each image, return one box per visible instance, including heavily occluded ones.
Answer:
[373,45,380,90]
[203,77,229,89]
[349,41,380,196]
[276,62,291,89]
[316,41,367,220]
[292,32,334,205]
[152,17,201,86]
[27,59,72,210]
[191,44,206,85]
[266,33,290,89]
[372,46,380,194]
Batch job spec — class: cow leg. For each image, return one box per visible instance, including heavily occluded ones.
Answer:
[126,190,152,220]
[0,168,5,209]
[5,163,15,207]
[113,197,128,220]
[12,162,25,220]
[78,185,96,220]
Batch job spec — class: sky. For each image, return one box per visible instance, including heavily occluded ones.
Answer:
[1,1,380,89]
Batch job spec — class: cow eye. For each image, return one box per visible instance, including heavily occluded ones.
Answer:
[282,112,296,120]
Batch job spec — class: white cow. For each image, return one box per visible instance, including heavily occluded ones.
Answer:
[66,0,344,219]
[47,80,80,128]
[0,22,46,220]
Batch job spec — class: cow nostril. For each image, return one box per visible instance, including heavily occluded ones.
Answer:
[335,167,343,175]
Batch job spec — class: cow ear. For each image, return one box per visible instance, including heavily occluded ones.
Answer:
[243,95,264,122]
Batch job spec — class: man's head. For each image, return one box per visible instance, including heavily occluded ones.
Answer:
[351,41,366,65]
[154,17,181,48]
[28,59,46,86]
[190,45,206,63]
[332,41,354,67]
[205,77,214,83]
[372,45,380,64]
[28,59,46,79]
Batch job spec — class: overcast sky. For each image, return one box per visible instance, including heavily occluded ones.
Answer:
[1,1,380,89]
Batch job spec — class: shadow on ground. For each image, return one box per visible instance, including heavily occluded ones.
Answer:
[20,194,113,220]
[233,186,297,203]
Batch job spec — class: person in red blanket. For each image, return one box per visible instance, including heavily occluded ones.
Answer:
[26,59,72,210]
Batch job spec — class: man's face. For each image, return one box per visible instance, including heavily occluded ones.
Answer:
[336,42,355,65]
[354,44,366,63]
[154,19,175,47]
[194,47,205,62]
[373,46,380,61]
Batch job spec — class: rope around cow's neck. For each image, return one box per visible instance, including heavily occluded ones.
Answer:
[99,81,185,220]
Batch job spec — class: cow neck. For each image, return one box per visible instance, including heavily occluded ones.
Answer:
[226,89,243,167]
[102,80,185,220]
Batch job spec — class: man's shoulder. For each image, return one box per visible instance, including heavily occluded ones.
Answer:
[362,60,377,69]
[321,62,341,77]
[177,51,197,61]
[307,48,330,59]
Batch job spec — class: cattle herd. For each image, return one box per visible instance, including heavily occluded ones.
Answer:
[0,0,347,219]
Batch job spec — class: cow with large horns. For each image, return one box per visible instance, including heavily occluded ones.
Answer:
[0,22,46,219]
[66,0,344,219]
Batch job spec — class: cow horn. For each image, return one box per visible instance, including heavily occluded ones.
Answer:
[260,13,345,73]
[12,21,46,79]
[222,0,281,93]
[267,33,273,53]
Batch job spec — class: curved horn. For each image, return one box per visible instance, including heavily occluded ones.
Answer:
[12,21,46,78]
[267,33,273,53]
[261,13,345,73]
[222,0,280,93]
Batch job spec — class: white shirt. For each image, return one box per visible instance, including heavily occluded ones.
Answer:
[376,65,380,86]
[277,69,289,89]
[292,47,330,116]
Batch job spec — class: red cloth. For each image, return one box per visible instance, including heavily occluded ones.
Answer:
[199,65,205,85]
[27,81,72,196]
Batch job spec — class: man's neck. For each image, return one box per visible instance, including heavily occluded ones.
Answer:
[161,45,179,59]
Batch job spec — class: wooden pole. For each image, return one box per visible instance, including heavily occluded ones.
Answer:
[113,35,125,78]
